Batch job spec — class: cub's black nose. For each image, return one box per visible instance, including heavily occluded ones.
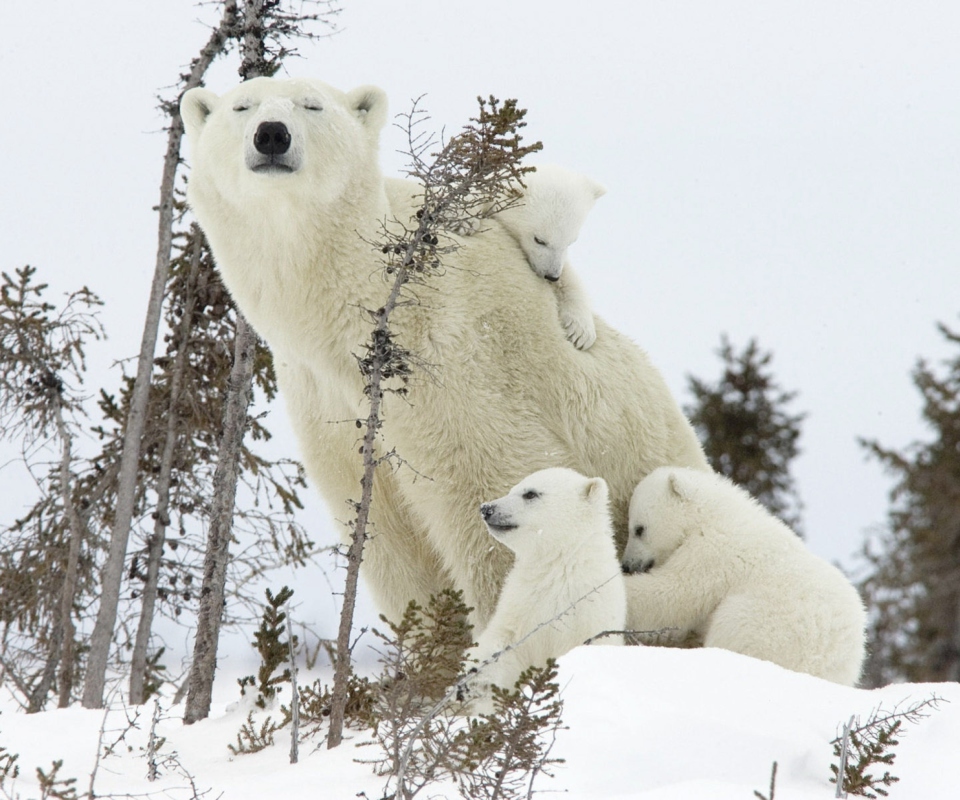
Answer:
[254,121,291,155]
[480,503,495,521]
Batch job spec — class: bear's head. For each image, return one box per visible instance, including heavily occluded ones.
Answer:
[496,164,605,281]
[479,467,610,558]
[180,77,388,219]
[621,466,707,575]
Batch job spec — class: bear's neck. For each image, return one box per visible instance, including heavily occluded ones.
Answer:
[199,166,393,377]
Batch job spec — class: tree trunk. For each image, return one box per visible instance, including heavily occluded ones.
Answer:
[55,409,84,708]
[129,232,203,705]
[327,263,412,748]
[182,314,257,724]
[82,0,240,710]
[27,401,84,711]
[182,0,267,725]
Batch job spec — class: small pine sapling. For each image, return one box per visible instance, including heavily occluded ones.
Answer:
[228,712,283,756]
[238,586,297,709]
[372,589,476,794]
[34,761,78,800]
[365,590,566,800]
[452,661,565,800]
[0,741,19,785]
[830,695,944,797]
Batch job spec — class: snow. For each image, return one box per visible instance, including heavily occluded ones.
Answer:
[2,646,957,799]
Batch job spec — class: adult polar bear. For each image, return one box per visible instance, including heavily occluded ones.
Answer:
[180,77,708,626]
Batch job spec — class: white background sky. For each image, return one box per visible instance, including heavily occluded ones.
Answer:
[2,1,959,642]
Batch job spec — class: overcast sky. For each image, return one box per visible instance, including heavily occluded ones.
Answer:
[3,2,959,642]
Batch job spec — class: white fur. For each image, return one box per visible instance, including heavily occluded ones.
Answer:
[622,467,867,685]
[463,164,604,350]
[180,77,709,628]
[470,468,626,704]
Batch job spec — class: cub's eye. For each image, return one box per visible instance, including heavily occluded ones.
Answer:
[533,236,547,247]
[522,489,540,501]
[303,102,323,112]
[233,104,250,112]
[634,525,645,538]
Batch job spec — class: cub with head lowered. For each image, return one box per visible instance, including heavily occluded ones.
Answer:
[468,468,626,707]
[622,466,866,685]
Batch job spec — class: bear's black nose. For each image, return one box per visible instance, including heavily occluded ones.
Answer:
[254,121,292,155]
[480,503,495,521]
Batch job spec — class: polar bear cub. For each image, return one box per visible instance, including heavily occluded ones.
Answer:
[621,467,867,685]
[470,468,626,702]
[466,164,605,350]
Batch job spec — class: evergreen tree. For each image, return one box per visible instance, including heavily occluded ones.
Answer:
[858,320,960,686]
[686,335,806,531]
[0,266,105,710]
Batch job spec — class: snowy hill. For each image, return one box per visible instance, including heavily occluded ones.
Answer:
[2,646,957,799]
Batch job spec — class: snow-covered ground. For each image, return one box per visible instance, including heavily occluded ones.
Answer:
[2,646,957,799]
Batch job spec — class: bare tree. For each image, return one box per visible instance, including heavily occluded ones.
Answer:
[127,230,203,704]
[82,1,243,710]
[326,97,542,749]
[183,0,340,724]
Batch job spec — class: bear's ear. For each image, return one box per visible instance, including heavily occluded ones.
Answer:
[180,88,220,141]
[582,477,608,504]
[347,85,388,132]
[667,472,689,502]
[587,178,606,200]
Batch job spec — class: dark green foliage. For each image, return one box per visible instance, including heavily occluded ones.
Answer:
[831,722,900,797]
[829,695,943,797]
[0,736,19,784]
[297,672,378,732]
[228,712,283,756]
[0,265,103,443]
[0,266,105,709]
[34,760,78,800]
[377,588,476,706]
[141,648,168,703]
[452,662,565,800]
[239,586,297,708]
[686,335,805,530]
[858,320,960,686]
[365,591,564,800]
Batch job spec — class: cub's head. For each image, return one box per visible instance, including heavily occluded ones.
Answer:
[622,467,706,575]
[180,77,388,216]
[479,467,610,558]
[497,164,605,281]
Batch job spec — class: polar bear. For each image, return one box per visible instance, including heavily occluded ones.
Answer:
[180,77,709,628]
[469,468,625,702]
[621,467,867,685]
[495,165,604,350]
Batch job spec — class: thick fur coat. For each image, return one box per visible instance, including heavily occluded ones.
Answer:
[622,467,867,685]
[180,77,708,626]
[471,468,626,696]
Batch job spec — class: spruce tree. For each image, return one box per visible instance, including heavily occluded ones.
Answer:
[858,320,960,686]
[686,335,806,531]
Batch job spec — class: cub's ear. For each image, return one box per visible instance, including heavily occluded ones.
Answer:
[667,472,689,502]
[583,477,608,504]
[347,85,388,131]
[587,178,606,200]
[180,88,220,141]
